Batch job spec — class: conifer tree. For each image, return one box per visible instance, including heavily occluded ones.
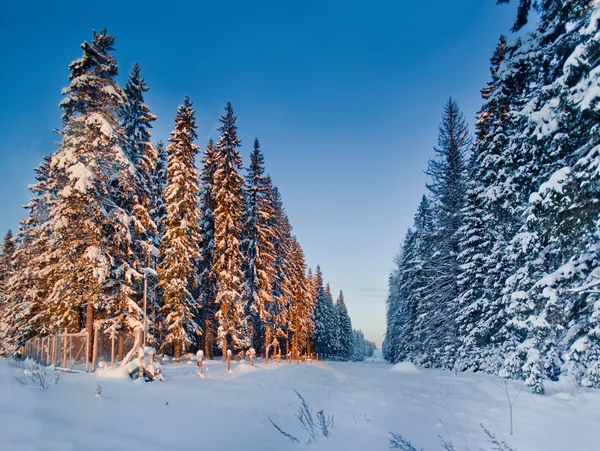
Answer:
[268,185,293,356]
[213,102,246,355]
[287,236,313,359]
[121,63,159,342]
[336,290,353,361]
[455,36,512,373]
[0,230,15,303]
[148,140,167,343]
[311,266,336,358]
[157,96,202,357]
[242,139,277,358]
[43,29,136,350]
[420,99,470,368]
[198,139,218,357]
[151,140,168,243]
[0,157,54,355]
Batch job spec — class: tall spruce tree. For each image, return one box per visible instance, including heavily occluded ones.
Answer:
[157,96,202,357]
[0,230,15,303]
[268,185,293,356]
[213,102,246,356]
[121,63,159,342]
[43,29,136,353]
[455,36,512,373]
[198,139,218,358]
[287,235,313,359]
[242,139,277,358]
[336,290,353,361]
[420,99,470,368]
[311,266,336,358]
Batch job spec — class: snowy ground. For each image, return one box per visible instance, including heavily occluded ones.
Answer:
[1,358,599,451]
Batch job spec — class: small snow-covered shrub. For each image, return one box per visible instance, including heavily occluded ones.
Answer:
[95,384,103,397]
[389,432,420,450]
[15,362,54,391]
[8,356,25,369]
[269,390,334,444]
[480,424,516,451]
[389,425,516,450]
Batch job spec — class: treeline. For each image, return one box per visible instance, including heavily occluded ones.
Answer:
[384,0,600,393]
[0,29,374,362]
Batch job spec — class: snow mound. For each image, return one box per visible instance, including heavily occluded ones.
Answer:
[97,365,130,379]
[391,362,421,374]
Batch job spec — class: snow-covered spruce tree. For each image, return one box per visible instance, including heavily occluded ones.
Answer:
[352,329,375,361]
[335,290,353,361]
[384,229,416,363]
[383,195,435,364]
[149,140,167,342]
[497,0,600,393]
[213,102,246,356]
[287,236,313,359]
[0,229,16,354]
[43,30,138,352]
[454,36,514,373]
[151,140,168,244]
[404,197,436,362]
[417,99,470,368]
[121,63,159,342]
[197,139,218,358]
[268,185,293,357]
[0,155,57,356]
[0,230,15,304]
[325,282,341,358]
[157,96,202,357]
[241,139,277,358]
[311,266,336,359]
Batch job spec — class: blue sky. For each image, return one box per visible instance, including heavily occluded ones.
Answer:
[0,1,520,346]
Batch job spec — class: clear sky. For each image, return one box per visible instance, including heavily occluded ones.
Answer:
[0,0,520,346]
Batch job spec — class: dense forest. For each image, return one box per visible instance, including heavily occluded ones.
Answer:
[0,30,374,362]
[383,0,600,393]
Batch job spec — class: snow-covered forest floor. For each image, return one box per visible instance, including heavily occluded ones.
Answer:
[1,358,598,451]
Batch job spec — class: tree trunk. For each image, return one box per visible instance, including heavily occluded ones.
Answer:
[174,340,182,360]
[118,333,125,361]
[86,299,94,363]
[265,324,271,365]
[205,316,211,359]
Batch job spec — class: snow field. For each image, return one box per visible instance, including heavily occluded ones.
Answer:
[1,359,599,451]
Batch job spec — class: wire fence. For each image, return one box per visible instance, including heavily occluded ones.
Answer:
[21,330,320,375]
[21,328,139,373]
[94,329,136,367]
[22,332,89,372]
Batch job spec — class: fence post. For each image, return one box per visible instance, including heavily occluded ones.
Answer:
[61,335,66,369]
[197,350,204,375]
[227,349,232,371]
[110,330,115,367]
[138,348,145,380]
[92,325,99,372]
[52,334,57,366]
[118,332,125,361]
[85,330,90,373]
